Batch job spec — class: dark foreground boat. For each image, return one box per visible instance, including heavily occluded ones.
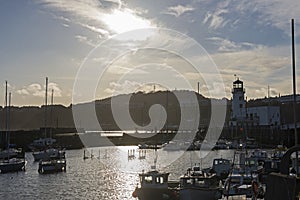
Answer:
[38,159,66,174]
[0,158,26,173]
[0,81,26,174]
[132,170,179,200]
[179,166,222,200]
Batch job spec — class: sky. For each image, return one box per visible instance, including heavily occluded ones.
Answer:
[0,0,300,106]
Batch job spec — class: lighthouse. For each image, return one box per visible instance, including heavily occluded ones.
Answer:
[231,78,246,120]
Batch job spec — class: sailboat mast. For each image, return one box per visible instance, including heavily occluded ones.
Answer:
[5,81,8,149]
[44,77,48,138]
[50,89,54,138]
[291,19,297,145]
[166,90,168,134]
[7,92,11,149]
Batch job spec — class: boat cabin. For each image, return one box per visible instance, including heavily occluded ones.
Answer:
[212,158,231,176]
[180,174,217,189]
[180,167,218,189]
[263,159,280,174]
[139,171,169,188]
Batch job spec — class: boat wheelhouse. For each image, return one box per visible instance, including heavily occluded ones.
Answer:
[132,170,178,200]
[179,166,222,200]
[203,158,232,181]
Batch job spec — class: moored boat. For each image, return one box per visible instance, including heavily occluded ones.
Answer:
[32,148,65,162]
[132,170,179,200]
[28,137,56,151]
[0,157,26,173]
[38,158,66,174]
[223,149,265,198]
[203,158,232,180]
[223,171,264,198]
[179,166,222,200]
[0,81,26,174]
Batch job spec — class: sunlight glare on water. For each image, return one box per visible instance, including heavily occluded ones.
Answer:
[0,148,235,200]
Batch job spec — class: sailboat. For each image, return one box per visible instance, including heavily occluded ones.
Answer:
[32,77,65,162]
[0,81,26,173]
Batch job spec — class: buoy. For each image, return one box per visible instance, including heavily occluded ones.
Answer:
[132,189,138,198]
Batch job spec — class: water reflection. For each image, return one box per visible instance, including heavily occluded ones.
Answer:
[0,148,235,199]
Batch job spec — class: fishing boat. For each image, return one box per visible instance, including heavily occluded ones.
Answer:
[132,170,179,200]
[223,150,265,198]
[133,145,179,200]
[223,172,253,197]
[179,166,222,200]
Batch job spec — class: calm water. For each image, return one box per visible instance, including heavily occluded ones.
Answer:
[0,147,235,200]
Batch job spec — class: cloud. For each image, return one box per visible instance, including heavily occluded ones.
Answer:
[16,89,29,95]
[164,5,195,17]
[200,0,300,34]
[62,23,69,27]
[103,80,169,97]
[253,87,280,98]
[27,83,44,97]
[101,8,155,34]
[38,0,156,36]
[239,0,300,35]
[35,0,299,102]
[78,23,109,37]
[104,80,143,96]
[16,82,62,98]
[48,82,63,97]
[208,43,295,99]
[203,9,228,30]
[207,37,261,52]
[75,35,96,47]
[38,0,103,22]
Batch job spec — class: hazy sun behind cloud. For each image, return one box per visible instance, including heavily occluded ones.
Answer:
[101,8,155,34]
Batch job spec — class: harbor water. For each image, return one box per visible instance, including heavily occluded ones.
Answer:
[0,147,235,199]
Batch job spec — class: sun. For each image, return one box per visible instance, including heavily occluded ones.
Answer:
[102,8,154,34]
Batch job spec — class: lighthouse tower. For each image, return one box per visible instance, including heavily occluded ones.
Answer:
[231,78,246,120]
